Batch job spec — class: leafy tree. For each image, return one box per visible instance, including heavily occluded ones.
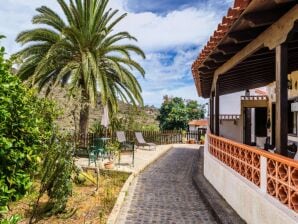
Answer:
[157,97,188,130]
[13,0,146,136]
[186,100,205,120]
[157,97,205,130]
[0,42,58,214]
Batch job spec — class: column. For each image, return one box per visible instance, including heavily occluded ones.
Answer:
[215,82,220,135]
[275,43,288,156]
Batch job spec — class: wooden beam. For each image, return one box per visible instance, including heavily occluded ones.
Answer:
[211,5,298,93]
[198,66,215,74]
[275,43,288,156]
[228,26,269,44]
[203,60,221,69]
[215,82,220,135]
[217,43,247,55]
[243,4,294,28]
[209,98,212,133]
[209,53,232,63]
[210,93,214,133]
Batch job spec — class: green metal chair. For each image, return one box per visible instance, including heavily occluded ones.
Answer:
[88,138,105,166]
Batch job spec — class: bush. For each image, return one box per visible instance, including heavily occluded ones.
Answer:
[30,134,74,221]
[0,45,58,213]
[42,136,73,214]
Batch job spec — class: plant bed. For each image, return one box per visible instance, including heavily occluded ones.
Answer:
[4,170,130,224]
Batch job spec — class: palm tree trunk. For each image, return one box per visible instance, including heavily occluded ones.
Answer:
[79,104,89,137]
[79,90,90,137]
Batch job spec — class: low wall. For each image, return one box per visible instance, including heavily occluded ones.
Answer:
[203,139,298,224]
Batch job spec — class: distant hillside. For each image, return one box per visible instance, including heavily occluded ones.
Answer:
[42,88,159,132]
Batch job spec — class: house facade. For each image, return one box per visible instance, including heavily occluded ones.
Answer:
[192,0,298,223]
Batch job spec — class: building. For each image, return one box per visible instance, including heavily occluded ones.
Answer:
[192,0,298,223]
[188,119,208,131]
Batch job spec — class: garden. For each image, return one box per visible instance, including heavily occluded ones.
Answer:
[0,1,206,223]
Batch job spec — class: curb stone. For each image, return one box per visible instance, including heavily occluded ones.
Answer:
[192,147,246,224]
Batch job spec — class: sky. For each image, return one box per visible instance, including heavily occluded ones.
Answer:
[0,0,233,107]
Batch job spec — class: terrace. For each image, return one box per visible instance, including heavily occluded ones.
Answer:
[192,0,298,223]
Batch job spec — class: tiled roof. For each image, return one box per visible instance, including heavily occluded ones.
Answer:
[192,0,252,96]
[188,119,208,126]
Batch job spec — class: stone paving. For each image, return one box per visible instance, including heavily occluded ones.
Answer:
[116,147,217,224]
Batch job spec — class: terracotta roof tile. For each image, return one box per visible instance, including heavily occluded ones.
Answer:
[188,119,208,126]
[192,0,252,97]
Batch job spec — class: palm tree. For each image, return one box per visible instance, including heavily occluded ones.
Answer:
[13,0,145,136]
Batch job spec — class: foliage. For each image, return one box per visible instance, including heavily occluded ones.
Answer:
[13,0,146,135]
[186,100,205,120]
[31,135,73,221]
[0,44,58,214]
[157,96,205,130]
[105,141,120,161]
[0,215,21,224]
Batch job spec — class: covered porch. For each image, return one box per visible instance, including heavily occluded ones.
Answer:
[192,0,298,222]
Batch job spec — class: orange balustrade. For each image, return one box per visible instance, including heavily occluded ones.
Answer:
[208,134,298,213]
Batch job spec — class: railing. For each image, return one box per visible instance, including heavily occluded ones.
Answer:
[241,95,268,101]
[219,114,240,120]
[76,129,207,148]
[208,134,298,213]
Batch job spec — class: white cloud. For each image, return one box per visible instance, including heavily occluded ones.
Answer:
[115,7,220,51]
[0,0,228,106]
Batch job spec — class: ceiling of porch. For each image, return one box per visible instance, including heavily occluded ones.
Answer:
[192,0,298,98]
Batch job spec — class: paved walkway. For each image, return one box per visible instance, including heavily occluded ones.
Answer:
[116,147,217,224]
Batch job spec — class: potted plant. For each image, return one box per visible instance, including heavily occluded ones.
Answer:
[181,130,187,143]
[104,141,120,169]
[199,135,205,145]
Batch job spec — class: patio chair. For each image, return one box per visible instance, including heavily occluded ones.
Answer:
[88,138,105,166]
[135,132,156,150]
[116,131,135,167]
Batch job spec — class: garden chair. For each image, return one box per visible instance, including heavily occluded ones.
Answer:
[116,131,135,167]
[88,138,105,166]
[135,132,156,150]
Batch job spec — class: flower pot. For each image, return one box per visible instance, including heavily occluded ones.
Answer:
[104,161,114,169]
[189,139,195,144]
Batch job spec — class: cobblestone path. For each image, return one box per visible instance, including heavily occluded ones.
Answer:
[118,147,217,224]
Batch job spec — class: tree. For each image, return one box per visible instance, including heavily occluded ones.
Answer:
[157,97,188,130]
[0,41,58,214]
[186,100,205,120]
[157,97,206,130]
[13,0,145,136]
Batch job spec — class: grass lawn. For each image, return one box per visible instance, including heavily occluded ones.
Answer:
[5,170,130,224]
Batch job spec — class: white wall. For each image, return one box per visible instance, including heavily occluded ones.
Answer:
[203,142,298,224]
[219,120,242,142]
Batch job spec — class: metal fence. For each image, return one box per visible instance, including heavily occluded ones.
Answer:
[76,128,207,148]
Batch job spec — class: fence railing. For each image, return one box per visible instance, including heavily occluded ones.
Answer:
[241,95,268,101]
[76,129,207,148]
[208,133,298,213]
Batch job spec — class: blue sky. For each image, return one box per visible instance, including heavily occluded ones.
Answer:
[0,0,233,107]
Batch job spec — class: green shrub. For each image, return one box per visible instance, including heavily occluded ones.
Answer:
[31,134,73,220]
[0,44,58,213]
[0,214,21,224]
